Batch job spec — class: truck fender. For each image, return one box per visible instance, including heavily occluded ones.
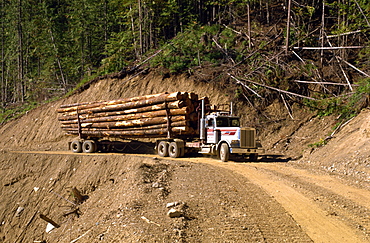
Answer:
[216,140,231,153]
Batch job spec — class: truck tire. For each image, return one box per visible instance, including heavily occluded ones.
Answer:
[71,140,82,153]
[249,153,258,161]
[219,143,229,162]
[169,142,181,158]
[82,140,96,153]
[157,141,169,157]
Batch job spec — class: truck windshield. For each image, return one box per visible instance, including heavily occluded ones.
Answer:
[216,117,240,127]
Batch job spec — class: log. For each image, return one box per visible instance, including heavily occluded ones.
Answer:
[61,115,188,129]
[58,92,170,112]
[59,100,102,109]
[59,100,187,120]
[60,107,190,125]
[65,92,183,115]
[64,126,193,137]
[63,120,188,132]
[58,92,206,140]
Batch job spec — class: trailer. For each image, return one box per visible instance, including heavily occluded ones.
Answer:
[57,92,264,162]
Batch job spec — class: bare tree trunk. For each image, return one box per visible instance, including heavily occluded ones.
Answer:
[138,0,143,57]
[320,0,325,67]
[1,0,5,107]
[266,0,270,25]
[17,0,24,102]
[129,5,139,59]
[49,29,67,91]
[285,0,292,55]
[247,4,251,49]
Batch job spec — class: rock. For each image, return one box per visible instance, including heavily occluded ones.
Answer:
[166,202,181,208]
[167,208,183,218]
[152,182,160,188]
[15,207,24,217]
[46,223,55,233]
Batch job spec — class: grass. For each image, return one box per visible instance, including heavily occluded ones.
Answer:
[0,101,38,125]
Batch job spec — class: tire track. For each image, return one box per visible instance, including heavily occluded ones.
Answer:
[250,163,370,240]
[188,159,368,243]
[9,151,370,242]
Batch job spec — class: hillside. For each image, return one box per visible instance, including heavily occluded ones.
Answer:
[1,71,370,242]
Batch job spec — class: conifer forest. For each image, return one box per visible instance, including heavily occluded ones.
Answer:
[0,0,369,119]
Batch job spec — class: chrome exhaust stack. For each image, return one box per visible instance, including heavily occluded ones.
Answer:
[200,99,206,140]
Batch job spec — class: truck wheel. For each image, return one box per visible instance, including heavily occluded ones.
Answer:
[157,141,169,157]
[219,143,229,162]
[249,153,258,161]
[82,140,96,153]
[180,147,185,157]
[169,142,181,158]
[71,140,82,153]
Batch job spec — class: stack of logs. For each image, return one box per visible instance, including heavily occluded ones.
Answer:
[57,92,208,138]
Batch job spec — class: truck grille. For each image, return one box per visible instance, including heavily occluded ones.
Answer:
[240,128,256,148]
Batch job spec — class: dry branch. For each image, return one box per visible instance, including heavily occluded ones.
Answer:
[293,80,359,86]
[322,30,364,39]
[39,214,60,228]
[228,74,316,100]
[326,37,353,91]
[336,56,370,78]
[229,74,261,98]
[293,46,366,50]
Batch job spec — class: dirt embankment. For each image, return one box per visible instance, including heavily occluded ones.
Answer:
[1,71,370,242]
[1,151,316,242]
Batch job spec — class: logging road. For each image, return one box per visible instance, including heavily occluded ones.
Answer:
[9,150,370,242]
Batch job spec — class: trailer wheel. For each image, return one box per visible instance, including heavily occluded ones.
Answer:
[157,141,169,157]
[169,142,181,158]
[219,143,229,162]
[71,140,82,153]
[82,140,96,153]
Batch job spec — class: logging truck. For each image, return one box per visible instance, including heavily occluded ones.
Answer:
[57,92,264,162]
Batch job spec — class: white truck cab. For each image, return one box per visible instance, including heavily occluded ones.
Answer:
[199,111,264,161]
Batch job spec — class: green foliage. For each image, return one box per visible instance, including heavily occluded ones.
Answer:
[0,0,369,119]
[308,138,328,148]
[150,24,224,72]
[328,0,370,34]
[304,78,370,121]
[0,102,38,125]
[149,24,247,73]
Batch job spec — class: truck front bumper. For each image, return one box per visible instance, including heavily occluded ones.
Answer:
[230,148,265,155]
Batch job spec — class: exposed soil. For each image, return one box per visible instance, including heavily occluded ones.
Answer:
[1,71,370,242]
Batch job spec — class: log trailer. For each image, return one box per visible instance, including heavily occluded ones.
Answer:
[57,92,264,162]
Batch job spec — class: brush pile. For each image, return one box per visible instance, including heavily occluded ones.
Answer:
[57,92,207,138]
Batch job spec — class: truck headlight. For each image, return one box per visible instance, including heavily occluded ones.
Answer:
[230,140,240,147]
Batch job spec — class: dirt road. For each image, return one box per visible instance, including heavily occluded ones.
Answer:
[5,150,370,242]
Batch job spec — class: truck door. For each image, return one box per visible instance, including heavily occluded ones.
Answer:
[206,118,216,144]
